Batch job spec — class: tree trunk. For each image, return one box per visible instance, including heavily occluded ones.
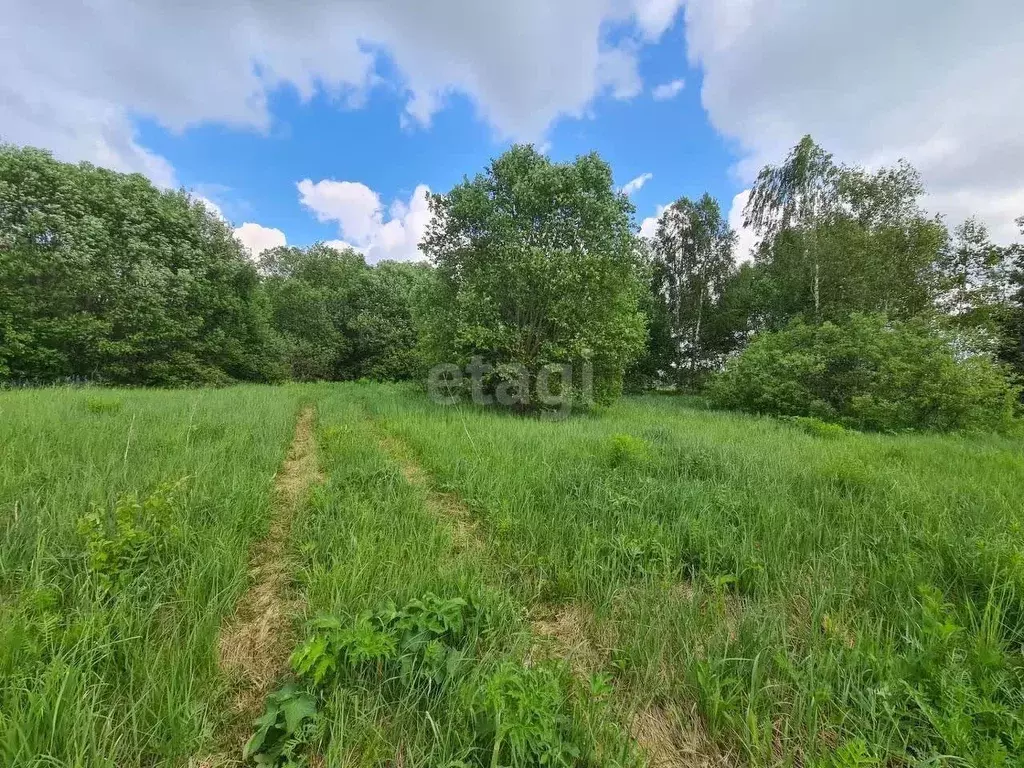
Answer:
[814,259,820,319]
[692,286,704,375]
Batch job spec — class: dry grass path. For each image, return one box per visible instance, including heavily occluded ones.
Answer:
[196,406,322,766]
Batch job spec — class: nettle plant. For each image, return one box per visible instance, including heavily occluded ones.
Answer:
[243,684,320,768]
[291,593,477,688]
[247,594,481,766]
[76,481,184,595]
[467,661,580,768]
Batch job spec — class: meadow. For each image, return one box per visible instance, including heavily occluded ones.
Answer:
[1,383,1022,767]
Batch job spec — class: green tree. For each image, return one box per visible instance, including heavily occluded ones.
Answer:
[351,261,433,381]
[650,193,736,385]
[420,145,647,407]
[996,216,1024,384]
[934,218,1013,339]
[258,243,368,381]
[624,244,676,391]
[0,145,281,385]
[745,137,946,327]
[745,135,839,320]
[257,244,429,382]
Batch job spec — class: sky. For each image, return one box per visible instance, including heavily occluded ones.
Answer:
[3,1,1023,264]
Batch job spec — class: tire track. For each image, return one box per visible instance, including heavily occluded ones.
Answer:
[198,405,322,764]
[368,419,734,766]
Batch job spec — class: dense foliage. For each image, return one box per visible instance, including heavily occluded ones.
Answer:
[258,245,430,382]
[0,145,430,388]
[648,194,737,386]
[0,146,281,385]
[420,145,647,407]
[708,313,1020,432]
[2,138,1023,430]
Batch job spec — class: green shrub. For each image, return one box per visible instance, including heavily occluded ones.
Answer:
[782,415,848,439]
[708,314,1020,433]
[76,481,183,595]
[604,433,652,468]
[467,662,580,768]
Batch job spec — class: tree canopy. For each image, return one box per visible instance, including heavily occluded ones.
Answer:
[0,146,280,385]
[1,138,1021,430]
[420,144,647,407]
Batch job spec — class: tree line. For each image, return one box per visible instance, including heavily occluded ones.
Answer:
[2,141,1022,431]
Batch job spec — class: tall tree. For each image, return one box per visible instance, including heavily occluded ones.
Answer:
[934,217,1012,336]
[352,261,433,381]
[651,193,736,384]
[745,136,838,320]
[421,145,647,407]
[0,145,281,385]
[258,243,368,381]
[745,137,946,327]
[997,216,1024,383]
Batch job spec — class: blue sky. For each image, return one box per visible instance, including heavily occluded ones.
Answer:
[4,1,1022,257]
[131,13,737,256]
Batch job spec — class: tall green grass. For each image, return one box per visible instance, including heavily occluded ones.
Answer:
[282,391,635,766]
[4,382,1023,766]
[0,386,305,766]
[352,383,1024,766]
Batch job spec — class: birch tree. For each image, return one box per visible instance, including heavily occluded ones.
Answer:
[652,193,735,383]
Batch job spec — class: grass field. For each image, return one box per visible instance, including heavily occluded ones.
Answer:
[2,383,1022,767]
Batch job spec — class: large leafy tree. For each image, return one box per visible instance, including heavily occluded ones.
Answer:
[352,261,432,381]
[745,137,946,327]
[651,194,736,384]
[420,145,647,406]
[934,218,1014,339]
[0,145,280,385]
[745,135,839,320]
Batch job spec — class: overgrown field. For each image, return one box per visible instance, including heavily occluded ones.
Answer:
[2,384,1023,767]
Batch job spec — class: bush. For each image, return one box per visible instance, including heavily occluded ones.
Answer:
[708,313,1020,433]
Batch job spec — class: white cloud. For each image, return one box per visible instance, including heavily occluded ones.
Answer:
[640,203,669,239]
[633,0,686,39]
[1,1,687,186]
[681,0,1024,242]
[596,46,644,101]
[234,222,287,258]
[727,189,758,264]
[192,195,225,220]
[323,240,364,255]
[299,181,433,263]
[297,180,383,244]
[621,172,653,195]
[651,78,685,101]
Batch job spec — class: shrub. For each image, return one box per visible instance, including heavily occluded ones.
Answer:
[708,314,1020,433]
[604,434,652,468]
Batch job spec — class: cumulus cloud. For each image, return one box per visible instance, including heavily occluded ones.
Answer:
[1,1,686,184]
[651,78,685,101]
[727,189,758,264]
[681,0,1024,242]
[299,180,433,262]
[234,222,287,258]
[323,240,365,255]
[297,180,384,243]
[192,195,225,220]
[621,172,653,195]
[639,203,669,239]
